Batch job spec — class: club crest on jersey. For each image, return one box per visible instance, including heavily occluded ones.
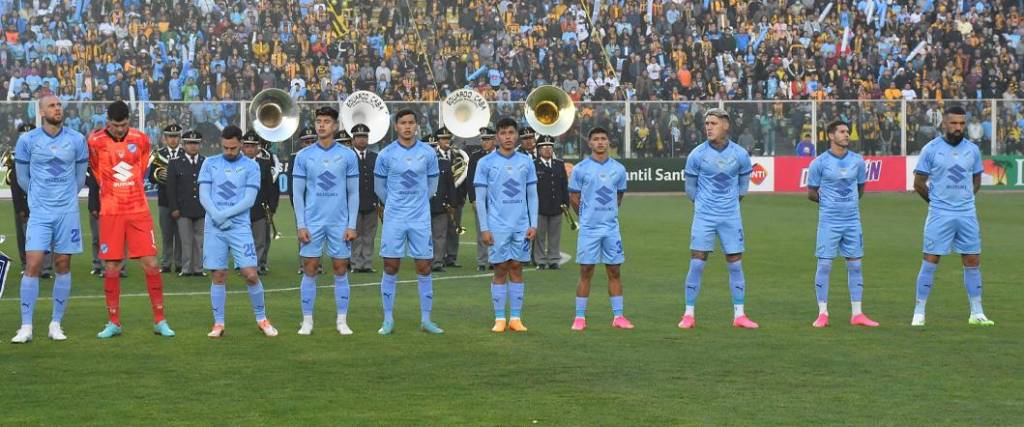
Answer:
[716,157,736,170]
[404,156,413,164]
[127,143,137,153]
[49,145,59,153]
[599,172,609,181]
[837,167,849,178]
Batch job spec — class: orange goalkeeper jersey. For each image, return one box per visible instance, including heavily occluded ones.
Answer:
[87,128,152,216]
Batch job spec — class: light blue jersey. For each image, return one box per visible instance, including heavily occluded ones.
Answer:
[374,140,439,225]
[291,142,359,229]
[914,137,983,215]
[684,141,752,217]
[13,127,88,215]
[198,154,261,230]
[807,150,866,223]
[568,156,627,236]
[473,150,538,233]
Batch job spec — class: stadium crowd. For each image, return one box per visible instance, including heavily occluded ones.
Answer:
[1,0,1023,155]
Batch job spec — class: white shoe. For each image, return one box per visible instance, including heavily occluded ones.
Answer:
[11,325,33,343]
[336,315,353,335]
[48,322,67,341]
[257,319,278,337]
[911,313,926,326]
[297,320,314,335]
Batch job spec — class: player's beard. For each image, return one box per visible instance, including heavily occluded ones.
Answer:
[945,130,964,145]
[44,115,63,127]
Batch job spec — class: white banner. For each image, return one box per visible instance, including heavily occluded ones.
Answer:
[749,156,775,192]
[905,155,919,191]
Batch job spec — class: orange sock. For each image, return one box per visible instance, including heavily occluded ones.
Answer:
[145,270,165,323]
[103,270,121,326]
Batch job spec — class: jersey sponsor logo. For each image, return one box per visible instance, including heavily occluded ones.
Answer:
[317,170,337,191]
[834,178,854,197]
[711,172,732,192]
[217,181,238,199]
[947,164,967,184]
[400,170,418,188]
[595,186,614,205]
[502,178,521,198]
[113,161,134,182]
[45,157,66,176]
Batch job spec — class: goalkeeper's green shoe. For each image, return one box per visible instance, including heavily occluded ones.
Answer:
[153,320,176,337]
[97,322,122,339]
[420,321,444,334]
[968,314,995,326]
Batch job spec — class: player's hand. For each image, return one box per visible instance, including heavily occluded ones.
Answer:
[525,227,537,241]
[90,210,99,219]
[297,228,311,243]
[171,210,181,219]
[343,228,357,241]
[481,231,494,246]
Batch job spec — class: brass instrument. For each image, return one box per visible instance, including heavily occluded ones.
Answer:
[148,150,170,184]
[250,88,300,142]
[561,204,579,232]
[444,203,467,235]
[524,85,576,137]
[263,202,281,240]
[2,150,13,186]
[439,89,489,234]
[340,91,390,144]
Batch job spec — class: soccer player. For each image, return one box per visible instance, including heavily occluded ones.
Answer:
[806,120,880,328]
[911,105,993,327]
[199,125,278,338]
[88,101,175,339]
[568,127,634,331]
[11,95,87,343]
[679,108,759,329]
[291,106,360,335]
[473,117,538,333]
[373,109,444,335]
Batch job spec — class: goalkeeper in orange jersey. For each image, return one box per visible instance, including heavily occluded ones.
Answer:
[87,101,175,339]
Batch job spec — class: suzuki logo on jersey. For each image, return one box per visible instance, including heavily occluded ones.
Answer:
[217,181,238,199]
[502,178,521,199]
[711,172,732,192]
[317,170,337,194]
[834,178,854,197]
[400,170,418,188]
[947,164,967,184]
[45,158,66,176]
[595,186,614,205]
[113,161,134,185]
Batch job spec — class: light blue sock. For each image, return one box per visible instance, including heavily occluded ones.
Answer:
[610,295,624,317]
[915,260,937,312]
[19,275,40,326]
[575,296,588,317]
[211,283,226,324]
[964,266,983,314]
[684,258,705,306]
[417,274,433,323]
[509,282,524,318]
[51,273,72,323]
[335,274,350,315]
[491,283,507,319]
[247,281,267,322]
[381,273,397,323]
[727,260,746,305]
[300,274,317,316]
[814,258,832,303]
[847,260,864,302]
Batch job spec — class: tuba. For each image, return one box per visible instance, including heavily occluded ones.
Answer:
[148,150,169,184]
[440,89,489,189]
[340,90,390,144]
[524,85,576,137]
[2,149,13,186]
[250,88,300,142]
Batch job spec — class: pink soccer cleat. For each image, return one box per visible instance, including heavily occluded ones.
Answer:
[812,313,830,328]
[732,315,760,329]
[611,316,634,329]
[571,317,587,331]
[850,314,880,327]
[677,315,696,329]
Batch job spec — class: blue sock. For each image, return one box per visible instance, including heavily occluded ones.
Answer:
[211,283,226,324]
[814,258,832,303]
[335,274,350,315]
[610,295,624,317]
[964,266,983,314]
[247,281,267,322]
[727,260,746,305]
[491,283,507,319]
[684,258,705,306]
[417,274,433,323]
[915,260,937,302]
[19,275,40,326]
[847,260,864,303]
[381,273,397,323]
[300,274,317,316]
[509,282,524,318]
[575,296,588,317]
[51,273,72,323]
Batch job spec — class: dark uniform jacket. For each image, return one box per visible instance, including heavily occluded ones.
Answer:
[429,158,456,215]
[148,146,183,207]
[166,154,206,218]
[250,157,280,222]
[352,148,379,213]
[535,157,569,216]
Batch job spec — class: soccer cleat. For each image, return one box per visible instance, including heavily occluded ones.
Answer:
[207,324,225,338]
[297,320,314,336]
[420,321,444,334]
[677,315,696,329]
[96,322,123,339]
[377,320,394,335]
[612,316,635,329]
[911,313,926,326]
[850,314,879,327]
[732,315,760,329]
[11,326,33,343]
[48,322,67,341]
[812,313,830,328]
[491,318,507,333]
[571,317,587,331]
[968,314,995,326]
[153,320,176,337]
[337,322,354,336]
[257,319,278,337]
[509,318,528,332]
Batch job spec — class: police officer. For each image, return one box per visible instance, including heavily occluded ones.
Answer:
[150,123,184,273]
[517,126,538,160]
[287,126,318,274]
[533,135,569,270]
[348,124,379,273]
[468,126,496,271]
[427,134,456,272]
[335,129,352,147]
[243,130,280,275]
[167,130,206,277]
[435,126,466,268]
[11,123,54,277]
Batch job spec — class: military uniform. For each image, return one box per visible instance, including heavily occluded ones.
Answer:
[348,124,380,272]
[149,123,184,272]
[167,130,206,276]
[244,131,281,275]
[533,135,569,269]
[426,134,457,271]
[468,127,496,270]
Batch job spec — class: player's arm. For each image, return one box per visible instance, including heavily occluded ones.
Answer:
[807,159,821,203]
[373,153,388,202]
[346,174,359,231]
[199,182,218,221]
[684,152,699,202]
[737,153,752,201]
[527,181,538,230]
[913,147,931,203]
[972,147,983,194]
[972,173,981,194]
[14,136,31,192]
[75,136,88,190]
[569,191,581,214]
[617,165,627,207]
[217,187,258,220]
[913,173,930,203]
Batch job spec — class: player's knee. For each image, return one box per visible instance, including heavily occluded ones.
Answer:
[243,272,260,284]
[606,265,621,280]
[725,253,743,263]
[923,254,941,264]
[690,251,708,261]
[580,265,595,278]
[962,254,980,267]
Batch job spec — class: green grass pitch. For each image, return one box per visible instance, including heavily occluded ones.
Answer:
[0,193,1020,425]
